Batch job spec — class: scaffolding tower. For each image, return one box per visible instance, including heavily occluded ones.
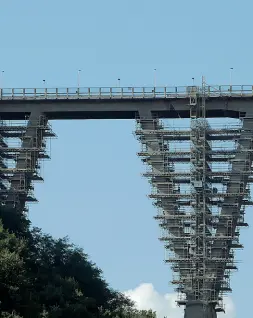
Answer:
[135,80,253,317]
[0,115,56,212]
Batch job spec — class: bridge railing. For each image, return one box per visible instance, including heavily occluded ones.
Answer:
[0,85,253,100]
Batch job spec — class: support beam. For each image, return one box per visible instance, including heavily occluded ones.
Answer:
[5,111,47,211]
[138,109,184,239]
[212,114,253,294]
[137,109,192,290]
[136,93,252,315]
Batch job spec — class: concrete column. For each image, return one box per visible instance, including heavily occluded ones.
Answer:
[212,114,253,291]
[6,111,46,211]
[137,109,183,238]
[137,109,191,287]
[184,301,217,318]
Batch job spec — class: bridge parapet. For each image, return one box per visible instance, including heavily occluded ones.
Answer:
[1,85,253,100]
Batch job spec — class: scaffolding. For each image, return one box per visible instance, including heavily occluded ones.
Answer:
[0,115,56,210]
[135,79,253,314]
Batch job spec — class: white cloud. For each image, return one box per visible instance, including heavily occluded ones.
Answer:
[124,283,236,318]
[222,297,236,318]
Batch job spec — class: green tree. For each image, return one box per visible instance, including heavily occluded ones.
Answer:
[0,312,23,318]
[0,206,156,318]
[0,207,30,237]
[101,307,157,317]
[0,220,27,316]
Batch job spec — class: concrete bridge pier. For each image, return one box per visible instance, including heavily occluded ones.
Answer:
[184,301,217,318]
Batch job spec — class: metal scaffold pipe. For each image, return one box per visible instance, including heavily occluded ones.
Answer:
[135,79,253,317]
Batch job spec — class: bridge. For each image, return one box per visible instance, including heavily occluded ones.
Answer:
[1,84,253,318]
[0,85,253,119]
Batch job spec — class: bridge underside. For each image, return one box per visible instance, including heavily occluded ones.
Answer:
[0,97,251,120]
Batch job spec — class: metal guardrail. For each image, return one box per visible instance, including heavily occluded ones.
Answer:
[0,85,253,100]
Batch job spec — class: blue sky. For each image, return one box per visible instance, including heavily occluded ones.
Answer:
[1,0,253,316]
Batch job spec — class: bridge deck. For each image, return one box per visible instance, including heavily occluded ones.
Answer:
[0,85,253,120]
